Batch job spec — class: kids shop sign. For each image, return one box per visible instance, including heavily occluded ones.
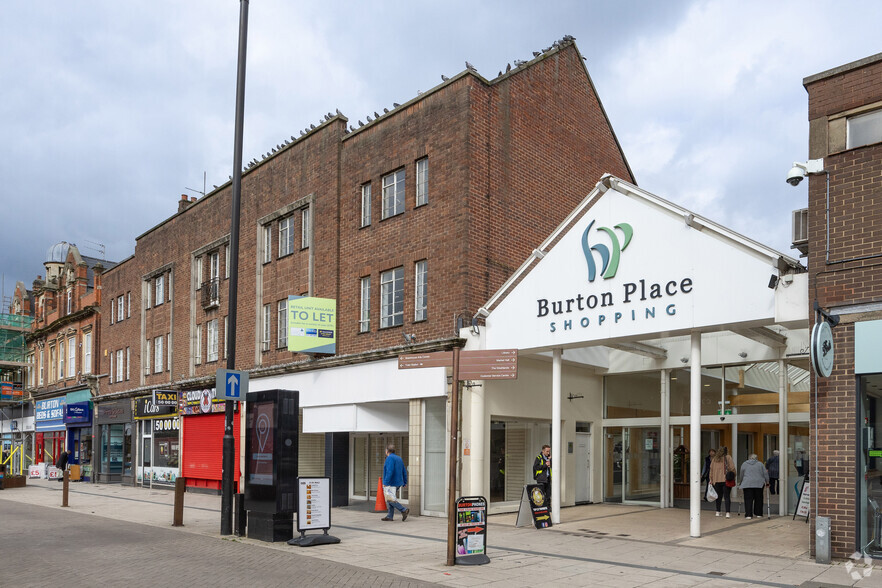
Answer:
[484,182,782,351]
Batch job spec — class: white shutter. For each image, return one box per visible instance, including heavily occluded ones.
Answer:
[505,426,527,501]
[297,414,325,476]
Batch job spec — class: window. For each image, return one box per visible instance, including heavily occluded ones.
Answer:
[360,183,372,227]
[262,304,271,351]
[83,332,92,375]
[167,333,171,372]
[109,348,113,384]
[146,280,152,309]
[117,295,124,321]
[207,319,218,362]
[126,292,131,318]
[380,267,404,328]
[27,353,34,388]
[67,336,76,378]
[301,207,310,249]
[278,300,288,348]
[224,316,229,359]
[125,347,130,380]
[848,108,882,150]
[49,345,56,384]
[59,339,65,380]
[145,339,151,374]
[414,260,427,321]
[194,324,202,365]
[225,246,230,279]
[263,225,272,263]
[155,275,164,306]
[209,251,220,282]
[416,158,428,206]
[110,298,115,325]
[382,169,405,219]
[39,349,44,386]
[359,276,371,333]
[279,217,294,257]
[195,256,204,289]
[66,290,72,315]
[154,336,163,373]
[116,349,124,382]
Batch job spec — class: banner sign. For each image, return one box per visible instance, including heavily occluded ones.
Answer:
[64,402,92,425]
[287,296,336,354]
[1,382,22,401]
[297,477,332,532]
[35,398,66,431]
[96,399,133,424]
[135,396,178,419]
[151,390,178,406]
[456,496,489,564]
[515,484,552,529]
[180,388,226,415]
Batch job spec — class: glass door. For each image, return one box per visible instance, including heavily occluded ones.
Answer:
[623,427,661,504]
[604,427,623,503]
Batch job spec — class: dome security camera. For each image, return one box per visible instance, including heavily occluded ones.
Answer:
[786,165,805,186]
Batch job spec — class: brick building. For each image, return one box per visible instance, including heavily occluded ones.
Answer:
[96,40,634,505]
[23,242,116,481]
[801,53,882,558]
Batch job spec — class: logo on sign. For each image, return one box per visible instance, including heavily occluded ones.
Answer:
[200,390,213,414]
[581,220,633,282]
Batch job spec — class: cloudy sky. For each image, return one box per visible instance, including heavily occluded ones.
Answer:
[2,0,881,299]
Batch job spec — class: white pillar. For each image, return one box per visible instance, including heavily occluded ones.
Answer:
[660,369,670,508]
[778,358,788,516]
[552,348,562,524]
[470,381,486,498]
[690,332,701,537]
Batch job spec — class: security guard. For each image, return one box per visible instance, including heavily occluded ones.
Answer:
[533,444,551,505]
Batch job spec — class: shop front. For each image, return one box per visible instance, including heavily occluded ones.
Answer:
[96,399,134,485]
[64,401,92,481]
[134,395,178,487]
[180,388,239,492]
[35,396,66,466]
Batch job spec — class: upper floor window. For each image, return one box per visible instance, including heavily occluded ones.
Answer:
[39,349,44,386]
[262,225,272,263]
[414,260,427,321]
[110,298,115,325]
[277,300,288,348]
[126,347,131,380]
[67,336,76,378]
[279,217,295,257]
[847,108,882,150]
[415,158,428,206]
[224,316,229,359]
[194,324,202,365]
[66,289,72,315]
[58,339,65,381]
[117,295,124,322]
[83,332,92,375]
[380,267,404,328]
[262,304,271,351]
[126,292,131,318]
[154,336,163,373]
[116,349,124,382]
[382,169,405,219]
[27,353,34,388]
[155,275,164,306]
[145,338,151,374]
[207,319,219,363]
[225,246,231,279]
[209,252,220,282]
[195,256,204,289]
[359,276,371,333]
[361,183,372,227]
[146,280,152,309]
[301,208,310,249]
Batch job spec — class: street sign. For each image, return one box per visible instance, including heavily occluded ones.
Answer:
[216,369,249,401]
[459,349,518,380]
[398,351,453,369]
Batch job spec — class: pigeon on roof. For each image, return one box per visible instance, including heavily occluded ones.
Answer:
[374,111,380,118]
[393,102,400,107]
[310,124,315,130]
[514,59,526,67]
[532,51,541,57]
[383,107,389,113]
[505,63,511,73]
[465,61,476,71]
[441,74,449,81]
[366,115,373,122]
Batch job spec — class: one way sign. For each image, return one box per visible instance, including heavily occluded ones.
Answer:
[216,369,250,401]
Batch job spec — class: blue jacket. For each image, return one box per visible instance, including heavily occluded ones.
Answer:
[383,453,408,487]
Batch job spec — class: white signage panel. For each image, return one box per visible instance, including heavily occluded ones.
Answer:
[297,477,331,532]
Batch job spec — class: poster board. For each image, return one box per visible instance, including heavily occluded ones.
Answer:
[297,477,331,532]
[455,496,489,565]
[794,476,810,522]
[514,484,552,529]
[287,296,336,354]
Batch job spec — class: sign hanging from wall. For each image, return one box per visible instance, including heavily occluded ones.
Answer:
[287,296,336,355]
[811,321,834,378]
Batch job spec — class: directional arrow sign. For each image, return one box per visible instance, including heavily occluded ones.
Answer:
[216,369,250,401]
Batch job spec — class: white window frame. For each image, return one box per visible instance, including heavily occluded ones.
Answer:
[39,349,44,386]
[360,183,372,227]
[66,289,72,315]
[209,252,220,282]
[277,299,288,348]
[224,316,229,359]
[27,353,34,387]
[116,349,124,383]
[109,348,113,384]
[146,280,152,309]
[416,157,428,206]
[359,276,371,333]
[195,256,204,289]
[126,292,131,318]
[263,225,272,263]
[262,304,271,351]
[83,332,92,375]
[154,336,163,373]
[847,108,882,150]
[126,347,130,380]
[67,336,76,378]
[195,324,202,365]
[58,339,65,380]
[207,319,219,363]
[414,260,427,321]
[49,345,56,384]
[110,298,115,325]
[117,295,124,321]
[301,207,310,249]
[167,333,171,372]
[145,338,151,375]
[380,267,404,328]
[382,169,405,219]
[279,217,294,257]
[155,275,164,306]
[225,245,231,279]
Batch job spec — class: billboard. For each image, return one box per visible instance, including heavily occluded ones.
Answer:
[287,296,336,354]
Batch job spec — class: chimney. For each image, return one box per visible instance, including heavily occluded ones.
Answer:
[178,194,193,213]
[92,262,104,306]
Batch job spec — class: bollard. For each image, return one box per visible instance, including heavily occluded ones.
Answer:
[234,493,247,537]
[173,477,186,527]
[62,470,70,507]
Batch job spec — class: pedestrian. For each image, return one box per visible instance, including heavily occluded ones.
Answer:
[533,444,552,505]
[55,451,69,482]
[381,444,409,522]
[701,448,716,500]
[739,453,770,519]
[709,446,736,518]
[766,450,780,495]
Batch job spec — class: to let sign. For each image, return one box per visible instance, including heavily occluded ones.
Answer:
[459,349,518,380]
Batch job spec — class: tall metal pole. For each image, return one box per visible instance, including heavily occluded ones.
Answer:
[446,347,461,566]
[221,0,249,536]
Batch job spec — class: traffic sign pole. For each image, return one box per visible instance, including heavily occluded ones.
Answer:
[446,347,461,566]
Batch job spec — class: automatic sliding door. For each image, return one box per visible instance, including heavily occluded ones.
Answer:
[623,427,661,504]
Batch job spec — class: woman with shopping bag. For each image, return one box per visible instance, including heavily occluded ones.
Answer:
[709,446,736,518]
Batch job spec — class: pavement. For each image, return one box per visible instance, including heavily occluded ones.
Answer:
[1,478,880,587]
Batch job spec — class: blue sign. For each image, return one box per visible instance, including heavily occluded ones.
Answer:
[216,369,249,401]
[64,402,92,425]
[35,398,66,431]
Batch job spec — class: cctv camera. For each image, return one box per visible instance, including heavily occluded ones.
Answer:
[786,165,805,186]
[720,416,726,422]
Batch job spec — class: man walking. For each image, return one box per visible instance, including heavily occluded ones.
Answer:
[533,444,552,504]
[381,444,409,522]
[766,450,780,495]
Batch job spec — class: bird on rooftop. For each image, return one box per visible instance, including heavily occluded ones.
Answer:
[505,63,511,73]
[358,120,364,126]
[465,61,476,71]
[441,74,449,81]
[383,107,389,113]
[374,111,380,118]
[310,124,315,130]
[532,51,540,57]
[393,102,400,107]
[514,59,526,67]
[366,115,373,122]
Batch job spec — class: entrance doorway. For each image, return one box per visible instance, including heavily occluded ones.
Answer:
[351,433,408,503]
[604,426,660,504]
[575,426,592,503]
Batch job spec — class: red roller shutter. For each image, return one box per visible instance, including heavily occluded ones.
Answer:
[182,413,240,490]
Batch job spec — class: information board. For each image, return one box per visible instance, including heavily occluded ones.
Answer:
[287,297,336,354]
[455,496,489,565]
[297,477,331,532]
[795,478,811,520]
[515,484,552,529]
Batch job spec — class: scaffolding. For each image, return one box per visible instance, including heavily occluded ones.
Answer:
[1,312,31,476]
[0,312,31,375]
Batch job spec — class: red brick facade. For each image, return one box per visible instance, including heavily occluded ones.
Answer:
[97,42,633,398]
[804,53,882,557]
